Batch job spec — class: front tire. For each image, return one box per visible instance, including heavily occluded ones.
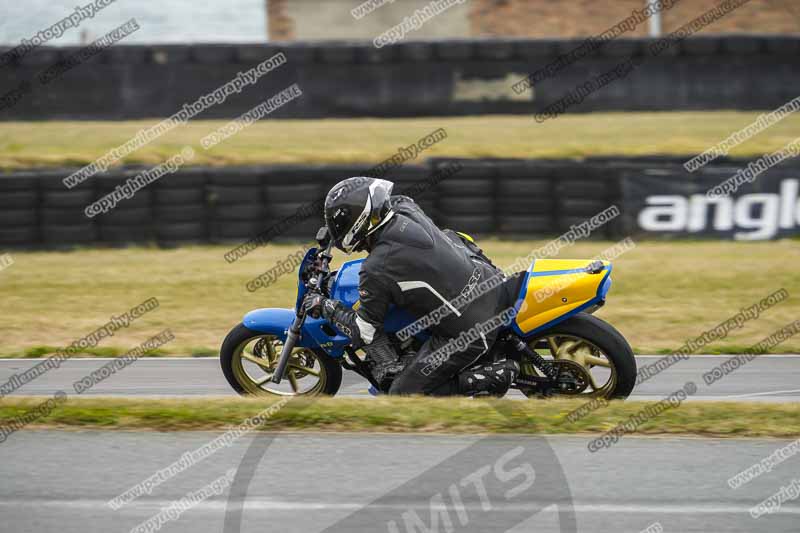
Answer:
[220,323,342,397]
[522,313,637,399]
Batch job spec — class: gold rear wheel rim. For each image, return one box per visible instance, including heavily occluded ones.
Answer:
[526,334,618,397]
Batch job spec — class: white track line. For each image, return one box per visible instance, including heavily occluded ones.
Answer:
[0,499,797,515]
[635,354,800,359]
[720,389,800,399]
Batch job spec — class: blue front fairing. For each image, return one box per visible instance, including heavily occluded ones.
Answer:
[329,255,363,308]
[293,247,320,311]
[244,248,426,358]
[243,307,352,356]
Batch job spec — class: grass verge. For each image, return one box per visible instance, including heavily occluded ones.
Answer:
[2,396,799,438]
[1,112,800,169]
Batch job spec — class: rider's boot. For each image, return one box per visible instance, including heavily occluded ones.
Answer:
[457,359,519,397]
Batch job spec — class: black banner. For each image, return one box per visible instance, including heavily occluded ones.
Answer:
[622,165,800,240]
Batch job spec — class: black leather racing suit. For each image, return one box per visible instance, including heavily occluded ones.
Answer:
[325,195,516,395]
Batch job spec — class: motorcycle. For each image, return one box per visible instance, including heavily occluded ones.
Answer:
[221,226,637,399]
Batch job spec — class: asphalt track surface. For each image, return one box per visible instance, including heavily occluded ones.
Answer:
[2,431,799,533]
[2,355,800,401]
[2,356,800,532]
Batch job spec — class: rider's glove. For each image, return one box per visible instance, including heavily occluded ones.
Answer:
[301,293,324,318]
[301,293,338,320]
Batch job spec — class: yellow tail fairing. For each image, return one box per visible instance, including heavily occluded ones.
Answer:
[512,259,612,336]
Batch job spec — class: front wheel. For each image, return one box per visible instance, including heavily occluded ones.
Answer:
[220,323,342,397]
[519,313,637,399]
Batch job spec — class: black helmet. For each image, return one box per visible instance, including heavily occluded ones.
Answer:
[324,177,394,253]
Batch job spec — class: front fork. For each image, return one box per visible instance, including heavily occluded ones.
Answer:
[271,313,303,384]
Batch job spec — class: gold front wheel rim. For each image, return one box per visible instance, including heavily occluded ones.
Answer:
[232,335,327,396]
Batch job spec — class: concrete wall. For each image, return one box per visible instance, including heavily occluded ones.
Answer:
[469,0,800,38]
[274,0,471,41]
[267,0,800,41]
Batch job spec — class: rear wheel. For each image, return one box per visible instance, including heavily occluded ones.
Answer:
[518,313,636,399]
[220,323,342,397]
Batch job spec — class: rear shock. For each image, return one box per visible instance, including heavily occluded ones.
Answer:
[504,333,559,382]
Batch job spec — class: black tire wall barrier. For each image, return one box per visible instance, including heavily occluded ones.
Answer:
[1,36,798,120]
[4,155,797,248]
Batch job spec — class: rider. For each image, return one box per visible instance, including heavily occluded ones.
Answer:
[303,177,520,396]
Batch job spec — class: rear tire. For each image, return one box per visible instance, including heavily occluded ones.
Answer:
[526,313,636,399]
